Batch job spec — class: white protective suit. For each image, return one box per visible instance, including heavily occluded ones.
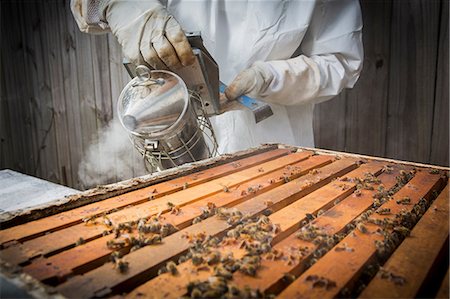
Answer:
[72,0,363,154]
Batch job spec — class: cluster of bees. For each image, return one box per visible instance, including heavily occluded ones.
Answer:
[153,210,283,298]
[102,216,177,273]
[305,274,337,290]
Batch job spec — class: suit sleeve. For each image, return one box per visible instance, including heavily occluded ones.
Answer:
[259,0,363,106]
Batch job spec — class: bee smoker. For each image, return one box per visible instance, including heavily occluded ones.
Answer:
[118,32,273,172]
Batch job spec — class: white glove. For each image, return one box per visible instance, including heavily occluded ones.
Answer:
[225,55,321,106]
[105,0,195,70]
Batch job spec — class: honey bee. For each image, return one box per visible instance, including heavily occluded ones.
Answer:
[75,237,85,246]
[206,251,221,265]
[160,223,177,237]
[183,182,189,190]
[396,197,411,205]
[170,205,181,215]
[227,229,240,239]
[309,169,320,175]
[82,215,98,225]
[214,265,233,280]
[115,259,129,274]
[393,226,410,237]
[102,216,113,227]
[231,162,241,168]
[382,165,394,174]
[166,261,179,275]
[145,234,162,245]
[191,253,204,266]
[357,223,368,234]
[376,208,391,215]
[192,217,202,224]
[282,273,296,283]
[335,242,354,252]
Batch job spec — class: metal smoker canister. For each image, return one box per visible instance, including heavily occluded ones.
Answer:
[117,66,210,171]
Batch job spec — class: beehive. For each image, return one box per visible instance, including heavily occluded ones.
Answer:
[0,145,448,298]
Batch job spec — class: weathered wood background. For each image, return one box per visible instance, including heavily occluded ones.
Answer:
[1,0,448,190]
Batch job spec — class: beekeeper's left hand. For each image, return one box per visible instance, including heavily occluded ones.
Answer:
[224,62,274,102]
[225,55,321,106]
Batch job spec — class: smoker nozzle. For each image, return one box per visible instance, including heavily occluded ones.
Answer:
[122,115,137,131]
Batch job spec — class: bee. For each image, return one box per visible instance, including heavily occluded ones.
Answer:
[268,178,276,184]
[231,162,241,168]
[317,209,325,217]
[178,255,188,264]
[309,169,320,175]
[396,197,411,205]
[114,259,129,274]
[145,234,162,245]
[82,215,98,225]
[227,229,240,238]
[170,205,181,215]
[313,248,327,258]
[118,222,133,233]
[357,223,368,234]
[222,185,230,193]
[190,288,202,298]
[284,176,291,183]
[376,208,391,215]
[256,206,270,216]
[239,263,257,276]
[183,182,189,190]
[206,251,221,265]
[75,237,85,246]
[102,216,113,227]
[192,217,202,224]
[160,223,177,237]
[283,273,296,283]
[354,189,362,197]
[335,243,354,252]
[137,218,147,232]
[382,165,394,174]
[306,213,316,221]
[214,265,233,280]
[166,261,178,275]
[191,254,204,266]
[393,226,410,237]
[157,266,168,275]
[429,169,440,174]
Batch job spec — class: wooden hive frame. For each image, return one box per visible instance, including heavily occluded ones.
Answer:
[0,144,448,298]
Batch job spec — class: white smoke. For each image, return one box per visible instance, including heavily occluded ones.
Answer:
[78,119,147,189]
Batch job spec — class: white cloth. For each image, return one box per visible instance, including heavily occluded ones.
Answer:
[71,0,363,154]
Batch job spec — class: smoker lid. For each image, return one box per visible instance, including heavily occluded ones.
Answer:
[117,67,189,138]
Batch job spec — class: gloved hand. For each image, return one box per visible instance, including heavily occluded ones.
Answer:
[105,0,195,70]
[224,61,274,102]
[225,56,321,106]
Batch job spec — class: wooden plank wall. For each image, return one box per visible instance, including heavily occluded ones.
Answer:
[314,0,449,167]
[0,0,448,190]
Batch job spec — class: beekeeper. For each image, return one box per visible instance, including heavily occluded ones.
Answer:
[71,0,363,154]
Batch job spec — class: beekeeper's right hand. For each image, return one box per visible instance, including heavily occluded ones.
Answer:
[107,0,195,69]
